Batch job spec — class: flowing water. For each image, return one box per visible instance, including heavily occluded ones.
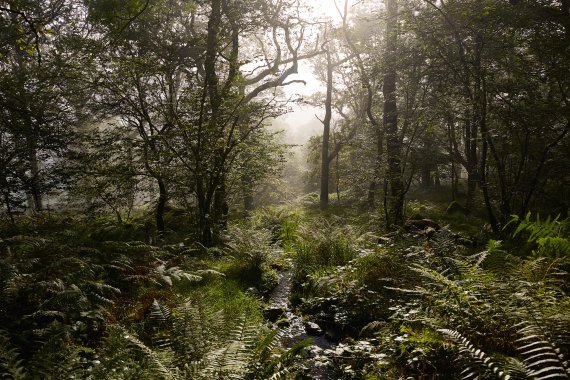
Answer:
[268,256,337,379]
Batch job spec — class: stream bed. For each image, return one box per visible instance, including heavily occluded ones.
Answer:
[267,256,337,379]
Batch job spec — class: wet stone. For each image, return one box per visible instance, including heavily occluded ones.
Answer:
[263,305,286,322]
[324,325,342,342]
[305,321,323,336]
[276,317,290,327]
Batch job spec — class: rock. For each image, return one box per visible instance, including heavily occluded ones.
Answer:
[324,325,342,342]
[263,305,286,322]
[425,226,437,239]
[276,317,290,327]
[305,321,323,336]
[446,201,468,215]
[305,345,323,358]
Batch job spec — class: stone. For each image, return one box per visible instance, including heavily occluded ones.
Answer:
[276,317,290,327]
[263,305,286,322]
[425,226,437,239]
[245,287,261,297]
[305,321,323,336]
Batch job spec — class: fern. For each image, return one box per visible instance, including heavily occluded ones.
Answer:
[89,296,308,380]
[508,213,570,259]
[148,299,172,324]
[516,323,570,379]
[440,328,519,380]
[153,263,203,286]
[0,331,26,380]
[25,322,87,380]
[396,243,570,379]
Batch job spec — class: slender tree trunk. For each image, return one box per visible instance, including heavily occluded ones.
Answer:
[383,0,404,227]
[447,122,457,201]
[335,148,340,202]
[421,165,431,188]
[213,181,228,233]
[465,111,478,211]
[195,176,212,246]
[476,78,499,232]
[434,167,441,187]
[29,147,43,211]
[156,177,168,236]
[320,50,334,210]
[115,210,123,225]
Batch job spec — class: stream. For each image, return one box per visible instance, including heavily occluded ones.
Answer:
[267,255,337,379]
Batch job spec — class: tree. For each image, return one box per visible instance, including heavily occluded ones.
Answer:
[0,0,88,215]
[383,0,405,226]
[87,0,320,245]
[87,0,200,235]
[408,0,570,229]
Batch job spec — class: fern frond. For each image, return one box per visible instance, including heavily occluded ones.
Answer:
[154,264,203,287]
[25,322,88,379]
[0,331,26,380]
[149,299,172,324]
[440,328,513,380]
[120,327,178,380]
[509,213,570,259]
[516,323,569,379]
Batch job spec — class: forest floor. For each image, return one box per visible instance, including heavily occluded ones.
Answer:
[0,194,569,379]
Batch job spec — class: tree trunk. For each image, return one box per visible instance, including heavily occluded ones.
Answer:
[335,149,340,202]
[383,0,404,227]
[213,181,228,233]
[447,122,458,201]
[320,50,334,210]
[475,71,499,232]
[156,177,168,236]
[29,148,43,211]
[465,112,478,211]
[420,165,431,188]
[195,176,212,246]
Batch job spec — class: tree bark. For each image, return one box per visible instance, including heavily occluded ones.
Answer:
[29,148,43,211]
[156,177,168,236]
[384,0,404,227]
[320,50,334,210]
[464,110,478,211]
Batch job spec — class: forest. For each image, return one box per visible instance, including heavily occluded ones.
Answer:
[0,0,569,378]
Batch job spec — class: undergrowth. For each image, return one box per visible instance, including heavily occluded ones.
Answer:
[2,208,568,379]
[0,211,307,379]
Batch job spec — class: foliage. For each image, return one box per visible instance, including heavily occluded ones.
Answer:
[291,216,361,301]
[380,243,570,379]
[220,223,278,293]
[508,212,570,260]
[0,209,313,379]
